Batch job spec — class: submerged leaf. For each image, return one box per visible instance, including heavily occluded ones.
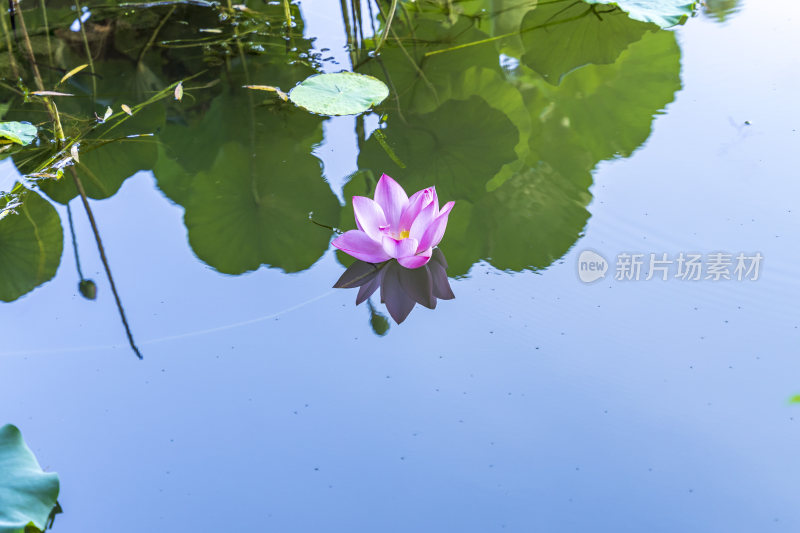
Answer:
[0,424,60,533]
[289,72,389,116]
[0,122,37,146]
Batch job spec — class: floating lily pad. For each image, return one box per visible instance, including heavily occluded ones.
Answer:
[585,0,695,28]
[0,122,37,146]
[0,424,60,533]
[289,72,389,116]
[0,188,63,302]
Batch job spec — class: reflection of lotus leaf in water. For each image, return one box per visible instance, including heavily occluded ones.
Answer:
[0,188,63,302]
[334,248,455,324]
[0,424,61,533]
[182,141,340,274]
[520,0,654,84]
[358,97,519,203]
[353,10,680,275]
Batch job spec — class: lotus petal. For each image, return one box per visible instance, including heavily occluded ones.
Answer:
[352,196,387,242]
[397,247,432,269]
[400,187,435,231]
[418,201,454,251]
[382,235,418,260]
[332,230,391,263]
[374,174,408,230]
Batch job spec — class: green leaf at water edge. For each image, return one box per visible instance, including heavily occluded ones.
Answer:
[0,122,37,146]
[0,188,63,302]
[0,424,60,533]
[584,0,696,28]
[289,72,389,116]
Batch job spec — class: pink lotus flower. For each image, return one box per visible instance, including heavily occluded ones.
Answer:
[332,174,454,269]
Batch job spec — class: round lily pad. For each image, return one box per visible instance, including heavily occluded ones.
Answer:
[0,122,37,146]
[289,72,389,116]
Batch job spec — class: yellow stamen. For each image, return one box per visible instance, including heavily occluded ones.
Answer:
[399,230,410,240]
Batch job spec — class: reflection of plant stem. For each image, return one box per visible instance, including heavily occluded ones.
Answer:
[68,166,143,360]
[38,0,52,71]
[374,0,396,53]
[137,4,176,66]
[66,202,85,281]
[15,0,140,358]
[0,2,19,79]
[281,0,293,43]
[339,0,356,68]
[423,5,594,57]
[73,0,97,100]
[11,0,65,142]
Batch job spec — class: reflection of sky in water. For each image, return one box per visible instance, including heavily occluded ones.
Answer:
[2,0,800,531]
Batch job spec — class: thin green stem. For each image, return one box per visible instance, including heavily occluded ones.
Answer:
[73,0,97,99]
[137,4,176,65]
[375,0,397,53]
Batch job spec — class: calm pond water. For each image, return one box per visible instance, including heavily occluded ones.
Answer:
[1,0,799,530]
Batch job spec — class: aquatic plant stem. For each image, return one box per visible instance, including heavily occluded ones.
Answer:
[14,0,141,359]
[374,0,396,53]
[38,0,53,71]
[0,5,19,79]
[73,0,97,99]
[11,0,64,141]
[66,202,85,281]
[137,4,176,66]
[68,166,143,359]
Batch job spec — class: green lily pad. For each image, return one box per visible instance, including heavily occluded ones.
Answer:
[289,72,389,116]
[0,188,63,302]
[0,424,60,533]
[0,122,37,146]
[585,0,696,28]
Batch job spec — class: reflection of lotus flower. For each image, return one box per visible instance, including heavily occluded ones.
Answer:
[332,174,454,269]
[333,249,455,324]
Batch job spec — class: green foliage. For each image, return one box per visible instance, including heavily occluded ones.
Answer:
[0,122,38,146]
[183,141,339,274]
[288,72,389,116]
[0,189,63,302]
[520,1,653,84]
[0,425,60,533]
